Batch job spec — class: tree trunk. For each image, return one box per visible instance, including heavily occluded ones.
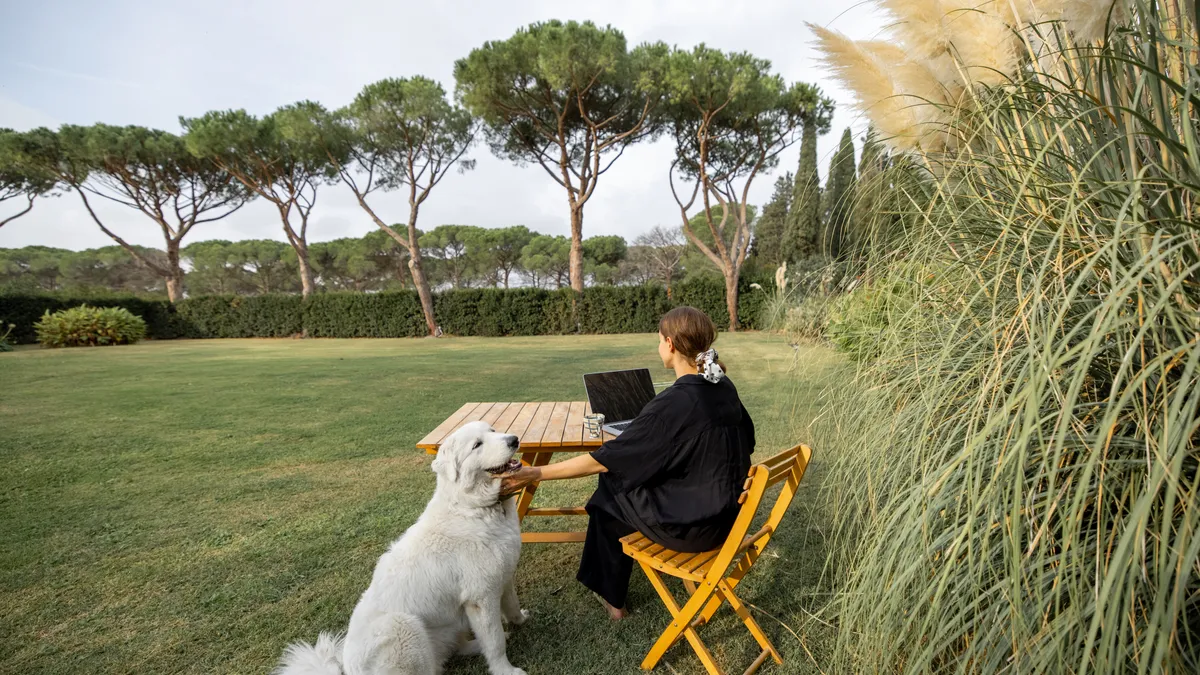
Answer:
[725,269,740,332]
[296,244,315,298]
[398,201,438,336]
[394,259,409,288]
[569,206,585,292]
[503,268,510,289]
[409,253,438,336]
[165,276,183,303]
[165,240,184,304]
[665,268,673,300]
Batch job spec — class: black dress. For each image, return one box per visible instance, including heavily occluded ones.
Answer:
[577,374,755,609]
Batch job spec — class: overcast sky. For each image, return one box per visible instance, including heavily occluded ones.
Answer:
[0,0,886,252]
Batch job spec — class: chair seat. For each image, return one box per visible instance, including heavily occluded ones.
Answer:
[619,532,730,582]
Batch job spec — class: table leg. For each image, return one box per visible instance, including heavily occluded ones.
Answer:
[515,451,553,522]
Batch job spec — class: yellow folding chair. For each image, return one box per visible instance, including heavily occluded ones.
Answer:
[620,444,813,675]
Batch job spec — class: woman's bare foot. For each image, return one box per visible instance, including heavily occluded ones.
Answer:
[596,594,629,620]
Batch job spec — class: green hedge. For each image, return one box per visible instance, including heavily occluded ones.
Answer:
[0,294,182,343]
[176,295,303,338]
[674,276,769,330]
[306,292,426,338]
[0,276,769,344]
[436,288,574,337]
[578,285,674,333]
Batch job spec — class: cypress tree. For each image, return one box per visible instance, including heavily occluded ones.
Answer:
[783,117,821,261]
[850,126,887,260]
[752,172,793,268]
[823,128,856,259]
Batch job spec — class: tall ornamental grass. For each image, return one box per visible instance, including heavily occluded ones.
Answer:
[810,1,1198,672]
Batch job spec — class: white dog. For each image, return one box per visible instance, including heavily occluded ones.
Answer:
[274,421,529,675]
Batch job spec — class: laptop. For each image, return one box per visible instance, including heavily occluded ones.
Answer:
[583,368,657,436]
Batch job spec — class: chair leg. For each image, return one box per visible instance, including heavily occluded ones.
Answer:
[682,580,711,627]
[638,562,724,675]
[514,451,552,521]
[695,597,721,626]
[698,554,753,624]
[743,648,772,675]
[718,580,782,665]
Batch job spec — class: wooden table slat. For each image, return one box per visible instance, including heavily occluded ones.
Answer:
[564,401,587,447]
[463,402,500,425]
[420,401,606,451]
[493,402,523,434]
[522,402,556,447]
[537,402,571,447]
[482,402,511,426]
[503,402,541,440]
[416,402,482,450]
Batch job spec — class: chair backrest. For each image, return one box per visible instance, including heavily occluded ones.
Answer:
[710,444,813,582]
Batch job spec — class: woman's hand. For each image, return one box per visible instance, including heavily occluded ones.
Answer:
[498,454,605,495]
[499,466,542,495]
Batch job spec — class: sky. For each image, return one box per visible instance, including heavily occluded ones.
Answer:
[0,0,887,252]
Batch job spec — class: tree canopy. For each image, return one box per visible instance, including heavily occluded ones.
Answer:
[325,76,477,333]
[519,234,571,289]
[472,225,534,288]
[311,233,408,292]
[419,224,485,288]
[0,128,58,228]
[6,124,249,301]
[582,234,628,284]
[182,105,335,297]
[72,124,248,301]
[0,35,839,309]
[663,44,820,328]
[633,225,686,297]
[455,20,667,291]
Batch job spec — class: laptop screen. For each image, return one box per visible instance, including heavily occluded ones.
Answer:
[583,369,657,423]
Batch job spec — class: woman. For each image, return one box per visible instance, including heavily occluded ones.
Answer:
[500,306,755,620]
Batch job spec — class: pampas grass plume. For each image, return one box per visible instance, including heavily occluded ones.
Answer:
[1039,0,1129,41]
[809,0,1134,153]
[807,23,925,149]
[878,0,952,59]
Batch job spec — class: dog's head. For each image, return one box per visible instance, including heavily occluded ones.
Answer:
[431,421,521,491]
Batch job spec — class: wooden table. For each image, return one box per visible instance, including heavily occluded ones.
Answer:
[416,401,611,544]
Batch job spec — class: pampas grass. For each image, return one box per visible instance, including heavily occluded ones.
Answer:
[813,0,1137,151]
[942,2,1021,86]
[1048,0,1130,41]
[808,24,928,149]
[809,1,1199,673]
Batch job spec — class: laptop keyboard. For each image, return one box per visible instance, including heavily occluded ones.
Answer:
[608,420,633,432]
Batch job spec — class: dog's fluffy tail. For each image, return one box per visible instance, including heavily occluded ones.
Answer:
[273,631,344,675]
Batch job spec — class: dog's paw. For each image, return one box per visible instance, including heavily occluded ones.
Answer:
[508,608,531,627]
[493,668,526,675]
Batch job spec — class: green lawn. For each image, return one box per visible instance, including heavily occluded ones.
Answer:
[1,333,841,674]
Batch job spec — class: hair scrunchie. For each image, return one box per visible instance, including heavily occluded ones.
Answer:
[695,348,725,383]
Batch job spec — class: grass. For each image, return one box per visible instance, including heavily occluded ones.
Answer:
[0,333,843,674]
